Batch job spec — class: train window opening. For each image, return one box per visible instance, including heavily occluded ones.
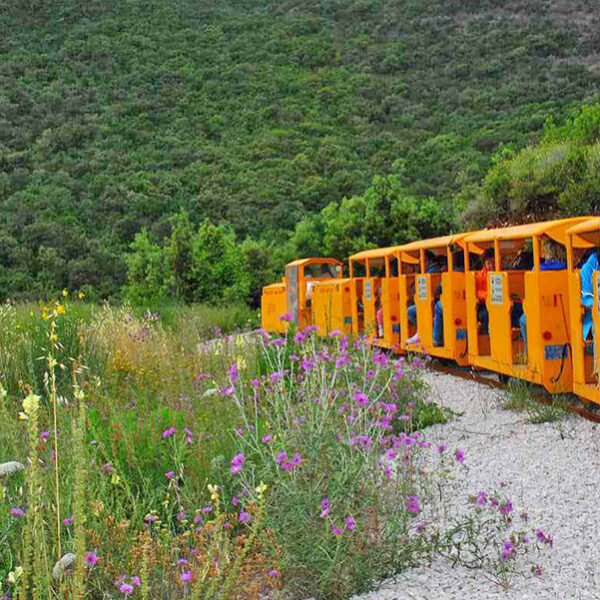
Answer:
[368,258,386,278]
[389,256,399,277]
[352,260,366,278]
[304,263,340,279]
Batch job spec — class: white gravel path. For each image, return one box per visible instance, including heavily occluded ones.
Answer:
[351,370,600,600]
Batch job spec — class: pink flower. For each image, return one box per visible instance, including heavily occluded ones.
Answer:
[62,517,73,526]
[268,569,281,577]
[184,428,193,444]
[162,427,176,439]
[278,313,293,322]
[455,448,465,464]
[345,516,356,531]
[86,552,99,566]
[238,510,250,523]
[230,454,245,475]
[11,508,25,517]
[131,576,141,587]
[405,495,419,515]
[180,570,192,584]
[319,498,330,519]
[220,386,235,396]
[165,471,174,480]
[331,524,345,535]
[119,583,134,595]
[195,373,209,382]
[261,434,273,443]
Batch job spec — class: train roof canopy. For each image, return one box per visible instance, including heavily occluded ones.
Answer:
[397,233,471,253]
[286,257,343,268]
[464,217,590,245]
[566,217,600,248]
[349,246,403,261]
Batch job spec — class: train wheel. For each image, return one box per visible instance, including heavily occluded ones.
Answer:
[498,373,510,384]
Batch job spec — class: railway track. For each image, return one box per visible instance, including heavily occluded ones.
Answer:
[428,359,600,424]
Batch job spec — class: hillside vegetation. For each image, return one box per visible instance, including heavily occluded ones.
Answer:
[1,0,600,300]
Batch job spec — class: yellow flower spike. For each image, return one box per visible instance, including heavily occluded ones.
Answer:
[77,291,85,299]
[62,289,68,297]
[255,481,268,498]
[18,412,28,421]
[56,304,65,315]
[22,394,40,416]
[111,474,121,486]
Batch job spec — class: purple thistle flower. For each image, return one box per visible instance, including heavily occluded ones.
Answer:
[268,569,281,577]
[177,511,186,521]
[228,363,239,384]
[352,392,369,407]
[261,434,273,444]
[230,454,245,475]
[162,427,176,439]
[416,521,427,532]
[131,576,141,587]
[331,523,345,535]
[201,506,212,514]
[270,338,285,347]
[269,371,284,383]
[278,313,293,322]
[232,496,239,506]
[62,517,73,526]
[144,515,158,523]
[165,471,174,480]
[275,451,287,466]
[238,510,250,523]
[320,498,330,519]
[250,378,259,389]
[184,427,193,444]
[328,329,342,337]
[499,499,513,516]
[220,386,235,396]
[345,515,356,531]
[476,492,488,506]
[294,331,307,344]
[180,570,192,584]
[455,448,465,464]
[40,430,50,442]
[235,428,244,437]
[86,551,99,566]
[177,559,189,566]
[195,373,209,382]
[405,495,419,515]
[11,508,25,517]
[119,583,134,595]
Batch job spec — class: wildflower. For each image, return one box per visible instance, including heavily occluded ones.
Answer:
[77,290,85,299]
[455,448,465,464]
[131,577,141,587]
[294,331,306,344]
[7,566,23,584]
[0,461,25,477]
[220,386,235,396]
[320,498,330,519]
[502,541,515,560]
[499,499,513,516]
[180,570,192,584]
[119,583,134,595]
[275,451,287,466]
[405,495,419,515]
[162,427,176,439]
[281,452,303,471]
[177,511,186,521]
[195,373,209,382]
[228,362,239,384]
[250,379,259,389]
[533,565,542,576]
[416,521,427,532]
[278,313,293,322]
[22,393,40,416]
[268,569,281,577]
[201,506,212,514]
[184,427,193,444]
[235,428,244,437]
[222,522,232,530]
[62,289,68,297]
[261,434,273,443]
[352,392,369,407]
[331,523,345,535]
[165,471,174,480]
[476,492,488,506]
[144,515,158,523]
[345,516,356,531]
[40,431,50,442]
[230,454,245,475]
[62,517,73,526]
[535,529,553,547]
[269,371,284,383]
[177,559,189,566]
[86,552,100,566]
[238,510,250,523]
[11,508,25,517]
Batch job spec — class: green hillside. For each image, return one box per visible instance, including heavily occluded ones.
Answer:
[1,0,599,298]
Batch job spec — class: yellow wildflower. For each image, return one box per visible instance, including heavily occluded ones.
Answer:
[77,290,85,299]
[22,394,40,416]
[62,289,68,297]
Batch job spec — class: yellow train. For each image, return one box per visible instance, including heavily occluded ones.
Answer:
[261,216,600,406]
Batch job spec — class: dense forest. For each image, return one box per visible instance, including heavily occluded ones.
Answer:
[1,0,600,302]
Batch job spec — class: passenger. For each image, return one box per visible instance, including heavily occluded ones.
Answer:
[519,237,567,354]
[580,248,599,341]
[475,248,495,335]
[375,287,384,338]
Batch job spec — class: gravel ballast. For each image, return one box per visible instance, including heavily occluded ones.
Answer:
[352,370,600,600]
